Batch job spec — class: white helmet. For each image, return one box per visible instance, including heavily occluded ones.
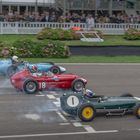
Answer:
[85,89,95,98]
[12,56,18,62]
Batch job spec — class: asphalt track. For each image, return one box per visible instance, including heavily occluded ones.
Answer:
[0,64,140,140]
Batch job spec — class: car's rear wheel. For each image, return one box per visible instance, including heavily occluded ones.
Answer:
[23,79,38,94]
[7,66,18,77]
[120,93,133,97]
[78,104,96,122]
[134,104,140,119]
[50,66,60,74]
[72,79,85,92]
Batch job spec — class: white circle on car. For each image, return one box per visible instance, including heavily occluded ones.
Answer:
[67,95,79,107]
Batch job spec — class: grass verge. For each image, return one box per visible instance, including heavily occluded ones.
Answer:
[0,35,140,46]
[24,56,140,63]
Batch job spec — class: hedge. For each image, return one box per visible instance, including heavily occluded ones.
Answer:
[124,28,140,40]
[37,28,80,40]
[0,39,70,58]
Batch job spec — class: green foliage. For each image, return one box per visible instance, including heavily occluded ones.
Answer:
[0,42,13,57]
[0,39,70,58]
[37,28,80,40]
[124,28,140,40]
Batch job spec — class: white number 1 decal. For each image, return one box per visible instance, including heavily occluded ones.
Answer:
[67,95,79,107]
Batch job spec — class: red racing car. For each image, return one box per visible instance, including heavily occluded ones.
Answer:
[10,68,87,94]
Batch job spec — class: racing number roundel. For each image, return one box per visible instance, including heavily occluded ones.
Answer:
[67,95,79,107]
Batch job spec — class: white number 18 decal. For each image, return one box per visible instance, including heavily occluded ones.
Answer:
[40,82,46,89]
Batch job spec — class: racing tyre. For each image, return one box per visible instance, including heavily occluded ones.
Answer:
[72,79,85,92]
[23,79,39,94]
[7,66,18,77]
[120,93,133,97]
[78,104,96,122]
[134,104,140,119]
[50,66,60,74]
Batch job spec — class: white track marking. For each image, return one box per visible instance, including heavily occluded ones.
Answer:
[24,114,40,121]
[61,111,69,116]
[73,123,96,133]
[0,130,119,139]
[36,92,45,97]
[46,95,56,99]
[95,130,119,133]
[83,125,96,133]
[53,102,60,107]
[35,95,45,97]
[73,122,82,127]
[56,111,67,122]
[47,109,58,112]
[49,91,57,94]
[70,119,79,122]
[39,92,43,94]
[53,98,60,107]
[56,98,60,102]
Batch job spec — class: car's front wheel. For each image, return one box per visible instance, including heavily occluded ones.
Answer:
[72,79,85,92]
[78,104,96,122]
[23,79,38,94]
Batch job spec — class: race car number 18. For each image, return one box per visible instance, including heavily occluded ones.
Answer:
[67,95,79,107]
[40,82,46,89]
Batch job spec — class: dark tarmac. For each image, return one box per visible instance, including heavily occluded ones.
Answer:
[0,63,140,140]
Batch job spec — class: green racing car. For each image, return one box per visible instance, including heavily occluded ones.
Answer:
[60,90,140,122]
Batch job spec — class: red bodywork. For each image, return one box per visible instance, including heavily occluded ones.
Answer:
[10,69,87,91]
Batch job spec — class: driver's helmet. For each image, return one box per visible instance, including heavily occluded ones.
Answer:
[85,89,95,98]
[31,65,38,73]
[12,56,18,62]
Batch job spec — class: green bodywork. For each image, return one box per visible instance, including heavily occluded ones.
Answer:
[88,96,138,110]
[60,93,140,116]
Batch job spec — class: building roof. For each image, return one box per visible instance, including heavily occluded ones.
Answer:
[1,0,55,4]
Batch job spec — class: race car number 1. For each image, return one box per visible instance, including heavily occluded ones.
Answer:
[40,82,46,89]
[67,95,79,107]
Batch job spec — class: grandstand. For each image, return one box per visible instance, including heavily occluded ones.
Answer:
[0,0,55,13]
[0,0,139,35]
[57,0,140,16]
[0,0,139,16]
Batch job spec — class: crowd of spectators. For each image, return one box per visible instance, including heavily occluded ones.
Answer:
[0,10,140,24]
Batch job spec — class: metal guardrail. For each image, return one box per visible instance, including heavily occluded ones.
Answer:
[0,22,140,35]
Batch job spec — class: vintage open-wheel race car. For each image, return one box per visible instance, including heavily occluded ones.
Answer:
[60,90,140,122]
[0,59,66,77]
[10,68,87,94]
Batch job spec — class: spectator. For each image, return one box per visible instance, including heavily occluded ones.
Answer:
[0,9,139,24]
[44,12,50,22]
[49,12,57,22]
[86,14,95,30]
[80,13,86,23]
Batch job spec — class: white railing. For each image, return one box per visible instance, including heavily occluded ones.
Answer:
[0,22,140,35]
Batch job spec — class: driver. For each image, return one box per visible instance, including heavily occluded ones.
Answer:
[84,89,95,98]
[31,65,38,73]
[11,56,19,64]
[30,65,42,76]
